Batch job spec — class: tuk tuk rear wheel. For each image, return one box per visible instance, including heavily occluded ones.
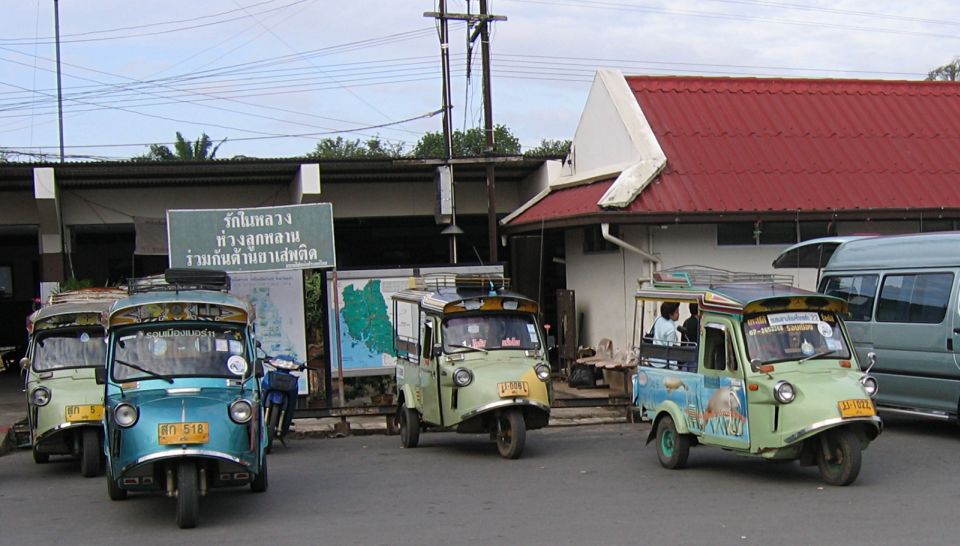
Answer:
[495,409,526,459]
[399,403,420,449]
[817,428,862,486]
[251,453,268,493]
[656,415,690,469]
[106,465,127,501]
[80,428,102,478]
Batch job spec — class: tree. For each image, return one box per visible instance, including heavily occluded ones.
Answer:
[133,132,225,161]
[411,125,521,157]
[524,139,571,157]
[927,58,960,81]
[306,136,403,159]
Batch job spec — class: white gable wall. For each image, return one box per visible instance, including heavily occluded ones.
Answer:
[567,72,642,180]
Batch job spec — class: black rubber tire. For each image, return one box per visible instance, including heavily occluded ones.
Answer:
[817,428,862,486]
[495,409,526,459]
[176,461,200,529]
[32,446,49,464]
[106,464,127,501]
[265,404,281,454]
[80,428,102,478]
[655,415,691,469]
[399,403,420,449]
[250,454,268,493]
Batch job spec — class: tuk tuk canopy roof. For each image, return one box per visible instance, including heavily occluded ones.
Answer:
[107,290,254,328]
[392,287,538,315]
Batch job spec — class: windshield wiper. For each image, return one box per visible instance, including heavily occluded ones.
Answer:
[798,349,837,364]
[446,343,488,354]
[114,358,174,384]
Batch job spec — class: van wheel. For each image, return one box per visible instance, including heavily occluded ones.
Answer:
[817,428,861,486]
[80,428,102,477]
[176,461,200,529]
[495,409,526,459]
[399,402,420,448]
[656,415,690,469]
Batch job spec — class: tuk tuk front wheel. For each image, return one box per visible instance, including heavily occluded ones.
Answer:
[656,415,690,469]
[399,403,420,449]
[250,453,268,493]
[32,445,49,464]
[80,428,102,478]
[176,461,200,529]
[106,465,127,501]
[817,428,862,486]
[495,409,526,459]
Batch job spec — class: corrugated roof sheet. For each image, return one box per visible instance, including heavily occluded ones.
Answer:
[508,75,960,228]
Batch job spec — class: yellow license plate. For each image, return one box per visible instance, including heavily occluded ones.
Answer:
[838,399,874,418]
[498,381,529,398]
[65,404,103,422]
[158,422,209,445]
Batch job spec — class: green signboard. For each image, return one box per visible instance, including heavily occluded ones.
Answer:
[167,203,336,272]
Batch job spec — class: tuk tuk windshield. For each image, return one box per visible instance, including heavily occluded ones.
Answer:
[32,327,106,371]
[111,324,248,381]
[442,314,540,352]
[743,311,851,364]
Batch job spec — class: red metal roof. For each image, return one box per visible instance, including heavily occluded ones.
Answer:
[508,75,960,228]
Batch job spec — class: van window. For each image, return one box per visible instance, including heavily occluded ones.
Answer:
[876,273,954,324]
[821,275,878,322]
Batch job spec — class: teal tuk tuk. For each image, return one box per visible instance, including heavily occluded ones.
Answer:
[102,269,267,528]
[23,288,125,476]
[632,268,882,485]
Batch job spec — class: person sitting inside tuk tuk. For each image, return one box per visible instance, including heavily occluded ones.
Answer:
[647,302,681,368]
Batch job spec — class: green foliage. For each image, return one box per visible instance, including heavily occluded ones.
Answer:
[304,271,325,332]
[58,278,93,291]
[306,136,404,159]
[411,125,521,157]
[524,139,571,157]
[133,132,225,161]
[927,58,960,81]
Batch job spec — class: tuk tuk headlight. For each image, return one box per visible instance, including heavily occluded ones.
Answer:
[114,403,139,428]
[535,363,551,382]
[453,368,473,387]
[861,376,879,398]
[30,386,51,407]
[229,399,254,424]
[773,381,796,404]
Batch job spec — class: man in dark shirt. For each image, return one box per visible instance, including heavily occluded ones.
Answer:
[679,303,700,344]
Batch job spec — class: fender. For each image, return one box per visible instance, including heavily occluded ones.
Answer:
[398,384,420,412]
[645,400,691,445]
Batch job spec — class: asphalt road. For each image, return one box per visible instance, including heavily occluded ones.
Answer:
[0,416,957,545]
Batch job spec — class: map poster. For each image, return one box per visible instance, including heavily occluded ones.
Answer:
[232,270,309,394]
[326,266,503,378]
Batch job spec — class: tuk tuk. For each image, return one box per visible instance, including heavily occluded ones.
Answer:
[632,268,882,486]
[102,269,267,528]
[22,288,125,476]
[392,274,551,459]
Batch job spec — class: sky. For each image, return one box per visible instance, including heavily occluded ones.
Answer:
[3,0,960,161]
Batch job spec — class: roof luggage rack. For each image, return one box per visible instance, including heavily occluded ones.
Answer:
[127,268,231,294]
[418,272,510,291]
[648,265,793,289]
[47,287,127,305]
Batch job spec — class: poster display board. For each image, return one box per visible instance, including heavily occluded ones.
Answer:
[327,265,503,377]
[232,270,309,394]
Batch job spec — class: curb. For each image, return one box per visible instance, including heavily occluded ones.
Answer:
[0,427,13,457]
[286,415,635,439]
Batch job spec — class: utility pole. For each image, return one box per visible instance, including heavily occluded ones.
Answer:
[478,0,497,262]
[425,3,506,264]
[53,0,65,163]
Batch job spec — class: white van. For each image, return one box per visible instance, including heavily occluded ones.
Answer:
[775,232,960,421]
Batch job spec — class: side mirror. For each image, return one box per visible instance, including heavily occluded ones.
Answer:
[864,351,877,374]
[94,367,107,385]
[19,356,30,370]
[255,359,265,378]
